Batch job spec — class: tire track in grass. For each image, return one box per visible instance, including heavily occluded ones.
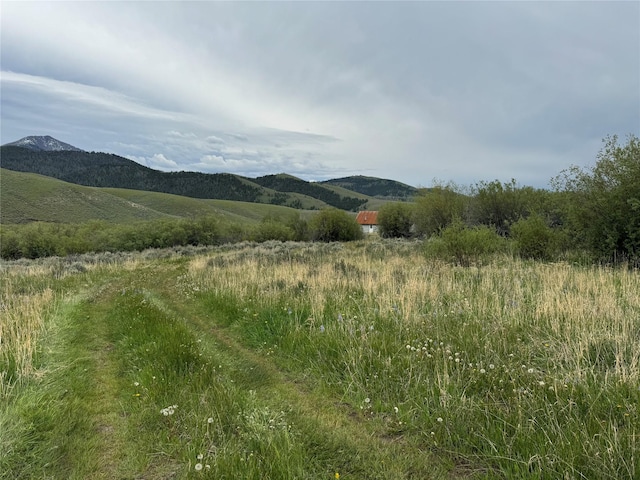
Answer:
[1,278,137,480]
[8,271,186,479]
[52,280,151,479]
[25,259,465,479]
[144,263,459,479]
[79,279,159,479]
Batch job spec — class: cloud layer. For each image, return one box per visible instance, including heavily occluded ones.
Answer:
[2,2,638,187]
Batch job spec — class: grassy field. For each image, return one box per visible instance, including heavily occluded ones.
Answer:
[1,240,638,479]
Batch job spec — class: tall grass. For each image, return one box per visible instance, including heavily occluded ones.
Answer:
[188,239,640,478]
[0,264,57,397]
[2,241,638,478]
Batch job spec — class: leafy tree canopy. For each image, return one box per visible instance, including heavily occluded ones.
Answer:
[552,134,640,262]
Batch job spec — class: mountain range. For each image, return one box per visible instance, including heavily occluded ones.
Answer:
[1,136,417,210]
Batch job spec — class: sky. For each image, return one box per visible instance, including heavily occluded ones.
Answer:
[1,1,638,189]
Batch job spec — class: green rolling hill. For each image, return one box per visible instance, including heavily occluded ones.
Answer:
[321,175,418,199]
[0,168,314,225]
[0,169,171,224]
[0,146,366,210]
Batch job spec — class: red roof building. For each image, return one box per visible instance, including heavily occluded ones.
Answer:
[356,211,379,234]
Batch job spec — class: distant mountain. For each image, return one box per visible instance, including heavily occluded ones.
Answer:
[3,135,84,152]
[321,175,417,199]
[1,137,410,209]
[0,145,361,210]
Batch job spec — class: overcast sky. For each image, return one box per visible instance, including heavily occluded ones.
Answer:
[1,1,638,188]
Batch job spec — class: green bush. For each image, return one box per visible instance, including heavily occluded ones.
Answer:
[309,209,363,242]
[413,184,466,237]
[425,220,509,265]
[250,219,295,243]
[0,216,229,260]
[511,214,559,260]
[284,213,309,241]
[552,134,640,264]
[377,202,414,238]
[0,230,22,259]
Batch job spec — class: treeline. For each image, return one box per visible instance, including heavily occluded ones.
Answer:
[1,218,228,260]
[377,135,639,266]
[0,209,364,260]
[2,135,637,266]
[254,174,367,210]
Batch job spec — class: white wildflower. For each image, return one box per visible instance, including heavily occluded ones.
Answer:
[160,404,177,416]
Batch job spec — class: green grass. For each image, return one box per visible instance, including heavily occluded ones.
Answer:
[104,189,323,223]
[1,168,323,226]
[0,168,171,224]
[1,241,638,478]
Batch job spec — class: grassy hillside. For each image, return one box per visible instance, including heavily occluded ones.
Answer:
[1,169,318,226]
[0,168,171,224]
[103,188,313,224]
[2,242,638,479]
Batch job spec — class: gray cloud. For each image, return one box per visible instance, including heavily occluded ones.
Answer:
[1,2,638,188]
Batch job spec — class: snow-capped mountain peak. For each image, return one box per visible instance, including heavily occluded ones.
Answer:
[3,135,84,152]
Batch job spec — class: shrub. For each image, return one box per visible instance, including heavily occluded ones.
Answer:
[511,214,559,260]
[413,183,466,237]
[250,220,295,243]
[426,220,509,266]
[377,202,414,238]
[552,134,640,263]
[0,230,22,260]
[468,179,537,236]
[284,213,309,241]
[309,209,363,242]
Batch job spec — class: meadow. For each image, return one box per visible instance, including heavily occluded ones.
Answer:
[1,240,638,479]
